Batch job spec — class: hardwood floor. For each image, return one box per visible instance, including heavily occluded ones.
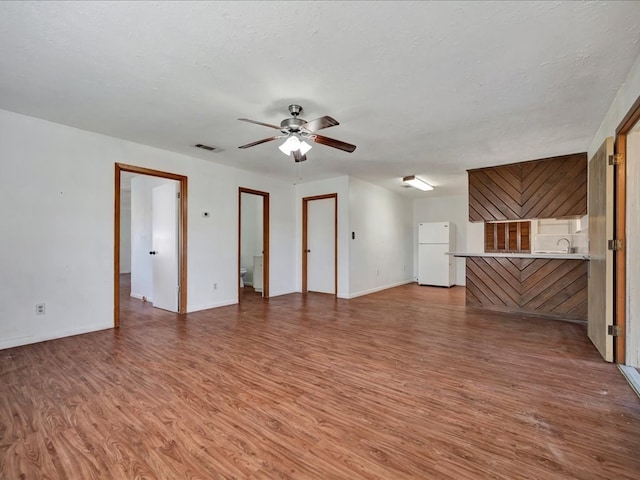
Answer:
[1,277,639,479]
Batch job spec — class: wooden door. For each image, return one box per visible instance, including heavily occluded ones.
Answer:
[588,137,614,361]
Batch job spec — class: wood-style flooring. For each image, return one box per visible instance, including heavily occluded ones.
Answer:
[1,277,639,479]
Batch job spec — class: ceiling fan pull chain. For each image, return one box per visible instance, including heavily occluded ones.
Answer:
[295,161,303,183]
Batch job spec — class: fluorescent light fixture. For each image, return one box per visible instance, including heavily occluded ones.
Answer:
[403,175,433,191]
[279,135,312,156]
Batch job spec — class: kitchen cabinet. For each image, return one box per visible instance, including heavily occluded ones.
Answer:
[468,153,587,222]
[484,221,530,253]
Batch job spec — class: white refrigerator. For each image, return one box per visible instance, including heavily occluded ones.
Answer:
[418,221,456,287]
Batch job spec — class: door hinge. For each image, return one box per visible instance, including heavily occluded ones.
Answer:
[608,153,624,165]
[608,239,623,251]
[176,192,181,199]
[608,325,622,337]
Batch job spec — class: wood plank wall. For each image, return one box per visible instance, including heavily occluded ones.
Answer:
[469,153,587,221]
[466,257,588,321]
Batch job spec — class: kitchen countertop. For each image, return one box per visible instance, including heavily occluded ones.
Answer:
[447,252,590,260]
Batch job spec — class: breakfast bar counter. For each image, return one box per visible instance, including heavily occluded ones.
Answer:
[449,252,589,322]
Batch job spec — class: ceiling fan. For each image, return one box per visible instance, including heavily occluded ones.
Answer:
[238,104,356,162]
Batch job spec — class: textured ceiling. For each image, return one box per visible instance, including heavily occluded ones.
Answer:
[1,1,640,197]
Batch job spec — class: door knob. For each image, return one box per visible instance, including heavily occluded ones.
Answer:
[149,251,157,255]
[306,249,311,253]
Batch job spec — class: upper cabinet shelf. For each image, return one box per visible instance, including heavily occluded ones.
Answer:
[468,153,587,222]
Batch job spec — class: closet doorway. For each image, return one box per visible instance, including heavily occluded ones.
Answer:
[238,188,270,301]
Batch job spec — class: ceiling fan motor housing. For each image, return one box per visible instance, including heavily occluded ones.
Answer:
[288,104,303,117]
[280,117,306,133]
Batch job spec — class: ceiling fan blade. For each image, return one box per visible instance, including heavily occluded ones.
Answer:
[312,135,357,153]
[238,118,282,130]
[301,115,339,133]
[293,150,307,163]
[238,136,280,149]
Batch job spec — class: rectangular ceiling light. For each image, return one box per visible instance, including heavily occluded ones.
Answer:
[403,175,433,191]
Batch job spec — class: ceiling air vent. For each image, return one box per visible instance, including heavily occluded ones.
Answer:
[194,143,217,151]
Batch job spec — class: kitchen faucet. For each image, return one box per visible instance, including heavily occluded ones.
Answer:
[557,237,571,253]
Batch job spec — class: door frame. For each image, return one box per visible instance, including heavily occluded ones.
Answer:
[613,95,640,363]
[238,187,270,300]
[302,193,337,295]
[114,163,188,327]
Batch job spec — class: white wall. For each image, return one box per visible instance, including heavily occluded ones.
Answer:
[294,176,415,298]
[294,176,414,298]
[466,222,485,254]
[588,51,640,367]
[531,218,588,254]
[119,189,131,274]
[348,177,414,297]
[130,175,174,301]
[0,108,297,349]
[295,176,350,298]
[413,194,469,285]
[589,52,640,158]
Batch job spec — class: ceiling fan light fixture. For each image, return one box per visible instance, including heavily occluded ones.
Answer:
[278,135,312,156]
[298,140,312,155]
[403,175,433,191]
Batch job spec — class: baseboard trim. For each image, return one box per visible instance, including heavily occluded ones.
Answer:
[268,289,297,298]
[344,279,415,299]
[187,299,237,312]
[130,292,153,302]
[0,323,113,351]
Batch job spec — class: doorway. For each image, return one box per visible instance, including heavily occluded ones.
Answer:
[615,95,640,366]
[238,187,270,301]
[302,193,337,295]
[114,163,188,327]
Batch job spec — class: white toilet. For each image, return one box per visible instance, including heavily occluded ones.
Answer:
[239,267,247,288]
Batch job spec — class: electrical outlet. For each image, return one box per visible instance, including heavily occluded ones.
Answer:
[35,303,45,315]
[213,283,217,290]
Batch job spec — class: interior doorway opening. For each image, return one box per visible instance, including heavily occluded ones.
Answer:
[238,187,270,302]
[614,95,640,366]
[114,163,188,327]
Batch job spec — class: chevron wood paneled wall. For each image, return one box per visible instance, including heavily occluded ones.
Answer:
[466,256,588,321]
[468,164,521,221]
[468,153,587,222]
